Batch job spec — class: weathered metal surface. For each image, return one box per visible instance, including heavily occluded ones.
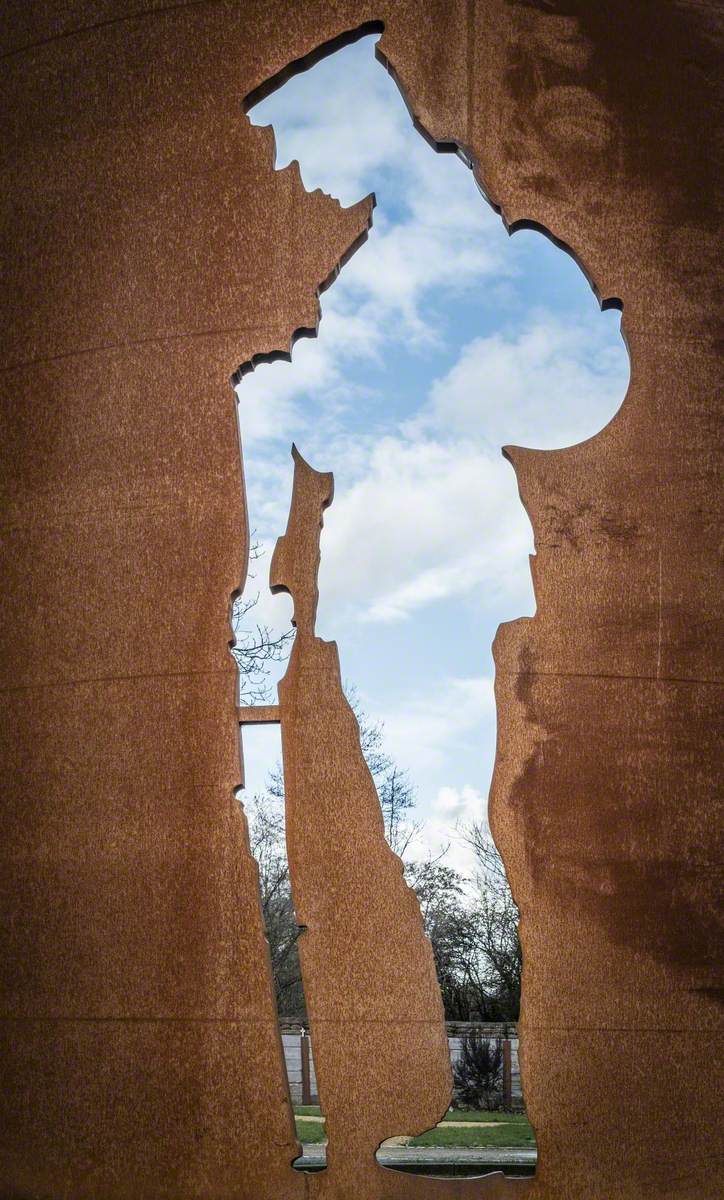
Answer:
[271,447,454,1193]
[0,4,369,1196]
[1,1,721,1197]
[240,4,724,1197]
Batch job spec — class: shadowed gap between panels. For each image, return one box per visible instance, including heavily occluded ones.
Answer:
[233,20,631,1183]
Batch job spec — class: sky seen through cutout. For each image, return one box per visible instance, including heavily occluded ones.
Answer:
[238,33,629,880]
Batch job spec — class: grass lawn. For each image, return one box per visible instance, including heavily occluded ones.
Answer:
[294,1118,327,1144]
[293,1108,536,1149]
[410,1120,535,1149]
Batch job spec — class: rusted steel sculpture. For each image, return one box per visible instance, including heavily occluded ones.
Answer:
[1,2,721,1198]
[273,447,452,1185]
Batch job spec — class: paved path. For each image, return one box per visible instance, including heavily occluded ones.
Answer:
[297,1144,537,1171]
[297,1116,515,1129]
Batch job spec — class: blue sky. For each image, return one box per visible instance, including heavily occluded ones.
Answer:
[237,34,628,877]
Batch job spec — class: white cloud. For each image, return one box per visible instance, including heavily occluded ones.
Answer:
[317,436,533,625]
[251,36,510,344]
[435,783,486,825]
[243,41,629,647]
[413,784,488,879]
[238,38,630,886]
[340,210,504,340]
[242,313,626,634]
[379,676,495,774]
[256,46,408,205]
[424,311,628,450]
[235,335,337,445]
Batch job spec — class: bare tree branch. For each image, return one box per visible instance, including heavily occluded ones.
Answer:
[231,537,295,704]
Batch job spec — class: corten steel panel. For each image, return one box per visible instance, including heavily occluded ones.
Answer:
[1,3,368,1196]
[269,448,454,1195]
[1,3,722,1200]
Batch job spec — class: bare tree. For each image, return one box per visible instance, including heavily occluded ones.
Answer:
[406,830,522,1021]
[231,539,295,704]
[232,540,303,1014]
[333,684,422,859]
[465,823,522,1019]
[232,558,521,1023]
[246,792,306,1019]
[409,859,482,1020]
[244,688,422,1017]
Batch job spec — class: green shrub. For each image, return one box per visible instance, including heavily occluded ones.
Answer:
[452,1031,503,1110]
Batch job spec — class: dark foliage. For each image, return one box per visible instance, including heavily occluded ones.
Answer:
[452,1030,504,1110]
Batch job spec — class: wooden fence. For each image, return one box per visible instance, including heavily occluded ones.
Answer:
[280,1023,523,1110]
